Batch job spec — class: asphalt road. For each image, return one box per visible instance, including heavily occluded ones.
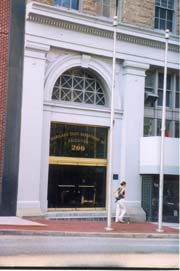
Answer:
[0,235,178,255]
[0,236,179,268]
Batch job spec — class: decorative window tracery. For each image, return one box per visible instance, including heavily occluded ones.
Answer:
[52,68,106,106]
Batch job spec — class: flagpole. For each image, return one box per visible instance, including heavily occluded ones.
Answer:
[156,29,169,232]
[105,15,118,231]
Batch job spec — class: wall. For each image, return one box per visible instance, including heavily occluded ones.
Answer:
[0,0,10,207]
[121,0,155,29]
[140,137,179,175]
[0,0,25,215]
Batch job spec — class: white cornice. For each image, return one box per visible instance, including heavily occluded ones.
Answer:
[27,2,180,53]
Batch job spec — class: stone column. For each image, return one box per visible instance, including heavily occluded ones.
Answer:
[120,60,149,221]
[17,42,50,217]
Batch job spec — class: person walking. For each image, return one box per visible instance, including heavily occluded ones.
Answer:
[115,181,127,223]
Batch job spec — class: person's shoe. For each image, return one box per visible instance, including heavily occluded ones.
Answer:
[119,219,125,223]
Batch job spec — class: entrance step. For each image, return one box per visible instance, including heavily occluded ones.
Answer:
[47,211,129,222]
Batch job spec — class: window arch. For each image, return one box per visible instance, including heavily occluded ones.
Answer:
[52,68,106,106]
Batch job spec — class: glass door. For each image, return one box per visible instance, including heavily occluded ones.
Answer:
[48,165,106,209]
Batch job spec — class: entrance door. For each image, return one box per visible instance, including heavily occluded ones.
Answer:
[48,165,106,208]
[48,123,108,210]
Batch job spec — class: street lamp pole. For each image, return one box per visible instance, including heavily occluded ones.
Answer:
[105,16,118,231]
[156,29,170,232]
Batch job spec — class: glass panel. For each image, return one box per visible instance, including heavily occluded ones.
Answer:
[145,71,154,89]
[85,92,95,104]
[160,8,166,19]
[176,76,179,92]
[167,74,171,89]
[165,120,171,136]
[160,19,166,29]
[144,118,153,136]
[61,75,72,88]
[62,0,70,8]
[61,88,72,101]
[103,5,110,17]
[96,0,103,16]
[73,90,83,103]
[71,0,79,9]
[175,93,179,108]
[155,6,160,17]
[162,0,168,8]
[168,0,174,9]
[158,89,163,105]
[175,121,179,138]
[55,0,62,5]
[52,87,60,100]
[158,73,164,88]
[48,165,106,208]
[157,119,161,135]
[167,10,173,20]
[166,91,171,107]
[73,77,83,90]
[155,0,161,6]
[50,123,107,159]
[155,18,159,28]
[166,20,172,31]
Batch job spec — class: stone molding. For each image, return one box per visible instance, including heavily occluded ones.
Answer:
[27,13,179,53]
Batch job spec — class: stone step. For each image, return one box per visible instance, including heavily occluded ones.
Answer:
[47,211,130,221]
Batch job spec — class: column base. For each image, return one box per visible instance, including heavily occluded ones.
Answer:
[16,201,45,217]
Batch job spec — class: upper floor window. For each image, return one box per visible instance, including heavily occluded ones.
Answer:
[55,0,79,10]
[96,0,116,18]
[155,0,174,32]
[52,68,106,106]
[55,0,117,18]
[144,70,179,109]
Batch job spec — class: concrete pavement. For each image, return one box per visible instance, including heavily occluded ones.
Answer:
[0,217,179,239]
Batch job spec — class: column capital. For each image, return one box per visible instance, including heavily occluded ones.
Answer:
[25,41,50,60]
[123,60,150,77]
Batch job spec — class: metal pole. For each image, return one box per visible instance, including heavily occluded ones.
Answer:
[156,29,169,232]
[105,16,118,231]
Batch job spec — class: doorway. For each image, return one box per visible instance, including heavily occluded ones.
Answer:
[48,122,108,210]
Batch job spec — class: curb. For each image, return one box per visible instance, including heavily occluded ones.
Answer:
[0,229,178,239]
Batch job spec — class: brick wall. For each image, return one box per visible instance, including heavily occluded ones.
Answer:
[0,0,10,204]
[121,0,155,28]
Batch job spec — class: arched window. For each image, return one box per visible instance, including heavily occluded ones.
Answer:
[52,68,106,106]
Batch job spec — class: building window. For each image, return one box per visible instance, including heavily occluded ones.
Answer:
[175,121,179,138]
[55,0,79,10]
[144,118,154,136]
[52,68,106,106]
[96,0,116,18]
[157,73,172,107]
[155,0,174,32]
[157,119,171,136]
[175,75,179,109]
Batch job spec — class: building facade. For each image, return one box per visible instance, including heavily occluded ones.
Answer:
[0,0,25,215]
[17,0,179,222]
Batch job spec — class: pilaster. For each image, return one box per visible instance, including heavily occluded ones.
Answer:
[120,60,149,221]
[17,42,50,217]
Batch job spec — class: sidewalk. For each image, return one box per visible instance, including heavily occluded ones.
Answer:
[0,217,179,238]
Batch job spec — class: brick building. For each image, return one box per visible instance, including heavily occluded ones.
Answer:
[16,0,179,222]
[0,0,25,215]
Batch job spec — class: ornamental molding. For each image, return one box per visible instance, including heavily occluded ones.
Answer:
[28,13,179,53]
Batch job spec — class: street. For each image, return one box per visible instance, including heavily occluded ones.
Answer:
[0,235,179,268]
